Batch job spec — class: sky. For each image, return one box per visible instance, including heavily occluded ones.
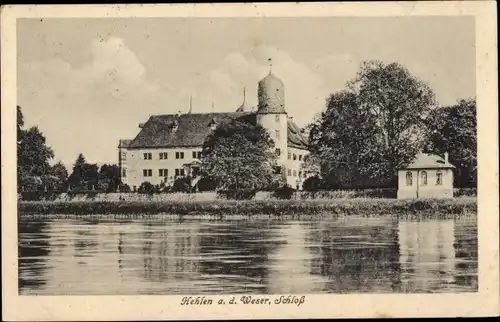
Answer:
[17,17,475,169]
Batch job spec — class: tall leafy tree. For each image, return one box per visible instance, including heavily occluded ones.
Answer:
[68,154,99,190]
[201,119,276,190]
[424,98,477,187]
[308,61,436,187]
[308,91,381,188]
[98,164,121,192]
[17,106,64,197]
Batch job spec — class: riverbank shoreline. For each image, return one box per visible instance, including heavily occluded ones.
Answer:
[18,197,477,218]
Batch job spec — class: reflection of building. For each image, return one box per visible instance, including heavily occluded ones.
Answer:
[398,220,456,292]
[309,218,401,293]
[118,60,310,191]
[397,153,455,199]
[267,222,326,293]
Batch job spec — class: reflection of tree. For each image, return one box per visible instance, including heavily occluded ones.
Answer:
[310,218,401,293]
[73,222,99,257]
[18,220,52,292]
[453,218,478,290]
[197,221,280,294]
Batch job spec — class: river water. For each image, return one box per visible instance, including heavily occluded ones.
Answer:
[18,215,477,295]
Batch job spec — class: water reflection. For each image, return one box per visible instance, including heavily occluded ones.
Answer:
[18,215,478,295]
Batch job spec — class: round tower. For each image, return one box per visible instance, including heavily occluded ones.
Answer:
[256,59,288,168]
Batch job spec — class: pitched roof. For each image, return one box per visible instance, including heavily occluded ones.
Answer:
[287,119,308,150]
[118,139,132,148]
[127,112,309,150]
[403,153,455,169]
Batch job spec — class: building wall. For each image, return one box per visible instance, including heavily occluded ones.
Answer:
[286,147,309,189]
[120,147,202,190]
[257,113,288,167]
[397,168,454,199]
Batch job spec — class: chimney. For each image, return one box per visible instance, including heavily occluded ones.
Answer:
[444,152,449,164]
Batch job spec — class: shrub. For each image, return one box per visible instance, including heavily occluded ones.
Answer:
[138,181,157,194]
[454,187,477,197]
[118,183,131,193]
[171,177,192,193]
[303,176,323,191]
[196,176,218,192]
[217,189,257,200]
[272,185,296,200]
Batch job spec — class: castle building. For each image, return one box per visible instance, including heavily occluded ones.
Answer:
[118,63,310,191]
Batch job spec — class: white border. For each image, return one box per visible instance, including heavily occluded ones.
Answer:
[2,2,498,320]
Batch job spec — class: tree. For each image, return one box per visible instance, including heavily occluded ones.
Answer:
[17,106,65,199]
[98,164,121,192]
[18,126,54,176]
[201,119,276,190]
[308,61,436,188]
[308,90,382,188]
[424,98,477,187]
[68,154,99,190]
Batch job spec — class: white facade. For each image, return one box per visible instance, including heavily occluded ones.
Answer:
[118,66,310,191]
[285,147,309,189]
[120,147,202,191]
[397,168,454,199]
[257,113,288,166]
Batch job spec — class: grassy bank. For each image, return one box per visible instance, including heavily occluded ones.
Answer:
[18,197,477,218]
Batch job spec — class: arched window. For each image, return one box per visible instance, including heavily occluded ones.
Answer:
[436,170,443,185]
[406,171,413,186]
[421,171,427,185]
[275,130,280,139]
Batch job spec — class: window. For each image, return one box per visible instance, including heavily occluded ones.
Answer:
[159,152,168,160]
[421,171,427,185]
[122,168,127,177]
[275,148,281,156]
[175,168,185,177]
[288,169,292,176]
[293,170,297,177]
[159,169,168,177]
[275,115,280,122]
[275,130,280,139]
[293,154,297,161]
[192,151,202,159]
[288,152,291,160]
[406,171,413,186]
[298,155,302,161]
[176,152,185,159]
[143,169,152,177]
[121,152,126,161]
[143,152,152,160]
[299,171,302,178]
[133,185,137,192]
[436,171,443,185]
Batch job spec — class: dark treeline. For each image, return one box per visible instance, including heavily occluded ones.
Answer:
[303,60,476,190]
[17,106,122,200]
[17,60,477,201]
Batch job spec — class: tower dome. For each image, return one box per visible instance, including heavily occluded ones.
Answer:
[257,65,286,114]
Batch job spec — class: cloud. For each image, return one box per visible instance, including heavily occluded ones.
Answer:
[18,37,184,168]
[18,39,359,168]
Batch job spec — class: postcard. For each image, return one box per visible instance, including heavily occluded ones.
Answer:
[1,2,498,320]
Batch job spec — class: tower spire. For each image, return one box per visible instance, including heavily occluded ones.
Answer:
[242,87,246,108]
[268,58,272,75]
[188,94,193,114]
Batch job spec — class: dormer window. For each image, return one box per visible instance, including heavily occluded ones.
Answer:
[209,118,217,131]
[172,120,179,133]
